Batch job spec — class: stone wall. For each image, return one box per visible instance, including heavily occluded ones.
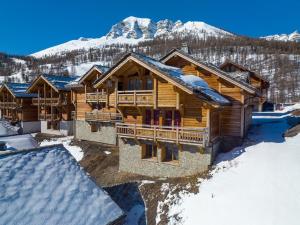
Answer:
[20,121,41,134]
[119,138,212,178]
[41,121,74,136]
[75,120,117,145]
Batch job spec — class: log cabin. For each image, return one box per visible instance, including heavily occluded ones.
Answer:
[160,49,269,147]
[67,65,115,144]
[26,74,77,136]
[219,59,269,111]
[0,83,40,133]
[92,52,234,177]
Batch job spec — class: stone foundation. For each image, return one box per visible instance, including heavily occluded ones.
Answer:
[119,138,213,178]
[41,120,74,136]
[75,120,117,145]
[20,121,41,134]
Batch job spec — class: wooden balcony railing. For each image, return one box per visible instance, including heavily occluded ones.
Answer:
[85,112,122,122]
[86,92,107,103]
[116,123,208,146]
[39,114,59,121]
[0,102,18,108]
[117,90,153,106]
[32,98,64,106]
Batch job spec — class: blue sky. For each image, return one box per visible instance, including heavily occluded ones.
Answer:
[1,0,299,55]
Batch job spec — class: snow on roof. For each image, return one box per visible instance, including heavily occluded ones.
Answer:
[5,83,37,98]
[0,145,124,225]
[226,71,250,82]
[42,74,79,90]
[133,53,231,105]
[94,65,110,73]
[161,49,259,94]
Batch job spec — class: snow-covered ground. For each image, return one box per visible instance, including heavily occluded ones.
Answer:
[0,145,124,225]
[0,134,38,152]
[157,112,300,225]
[40,136,84,161]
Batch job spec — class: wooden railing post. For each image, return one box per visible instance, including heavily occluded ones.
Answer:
[176,127,179,144]
[133,90,136,105]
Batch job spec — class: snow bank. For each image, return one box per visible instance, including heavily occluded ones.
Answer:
[0,145,124,225]
[40,136,83,161]
[159,115,300,225]
[0,134,38,151]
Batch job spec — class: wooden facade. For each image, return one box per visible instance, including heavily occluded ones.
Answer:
[90,53,232,149]
[161,49,269,138]
[0,83,38,123]
[27,75,75,130]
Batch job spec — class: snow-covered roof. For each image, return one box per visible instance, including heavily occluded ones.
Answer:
[133,53,231,105]
[226,71,250,82]
[4,83,37,98]
[160,49,260,94]
[0,144,124,225]
[94,52,230,106]
[42,74,79,91]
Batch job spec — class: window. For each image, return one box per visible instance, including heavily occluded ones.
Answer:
[91,123,97,132]
[163,146,179,162]
[145,78,153,90]
[174,110,181,127]
[128,77,142,90]
[143,144,157,159]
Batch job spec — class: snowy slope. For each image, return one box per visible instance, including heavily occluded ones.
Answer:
[0,145,124,225]
[157,113,300,225]
[31,16,233,58]
[261,30,300,42]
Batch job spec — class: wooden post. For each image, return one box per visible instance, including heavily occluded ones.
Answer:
[96,89,99,107]
[85,84,87,102]
[106,87,109,108]
[51,88,53,127]
[176,92,180,110]
[206,108,210,145]
[115,78,118,107]
[241,94,245,138]
[133,90,136,106]
[153,76,157,109]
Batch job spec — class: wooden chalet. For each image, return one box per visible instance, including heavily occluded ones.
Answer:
[219,59,269,111]
[0,83,40,133]
[160,49,269,139]
[91,52,233,177]
[68,65,117,144]
[27,74,77,135]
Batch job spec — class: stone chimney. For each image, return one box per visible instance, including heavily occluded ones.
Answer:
[181,43,190,54]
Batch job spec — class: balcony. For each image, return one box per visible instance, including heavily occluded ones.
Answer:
[32,98,63,106]
[85,111,122,122]
[116,123,208,146]
[117,90,153,106]
[86,92,107,103]
[39,114,59,121]
[0,102,18,109]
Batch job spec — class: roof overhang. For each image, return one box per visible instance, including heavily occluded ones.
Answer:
[161,49,257,95]
[0,84,16,98]
[94,54,193,95]
[78,66,103,84]
[27,75,59,93]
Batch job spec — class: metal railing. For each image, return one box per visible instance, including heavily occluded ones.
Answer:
[85,112,122,122]
[116,123,208,146]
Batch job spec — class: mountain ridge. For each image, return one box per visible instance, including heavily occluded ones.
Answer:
[31,16,233,58]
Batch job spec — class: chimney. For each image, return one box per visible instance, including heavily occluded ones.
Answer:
[181,43,190,54]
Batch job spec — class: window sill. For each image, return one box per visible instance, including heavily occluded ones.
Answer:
[142,157,158,163]
[161,160,180,166]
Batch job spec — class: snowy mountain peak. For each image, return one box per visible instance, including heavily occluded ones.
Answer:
[261,30,300,42]
[31,16,233,58]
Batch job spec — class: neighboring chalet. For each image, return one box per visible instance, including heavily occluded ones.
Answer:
[161,49,269,141]
[0,83,40,133]
[68,65,116,144]
[219,59,269,111]
[92,52,233,177]
[27,74,77,136]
